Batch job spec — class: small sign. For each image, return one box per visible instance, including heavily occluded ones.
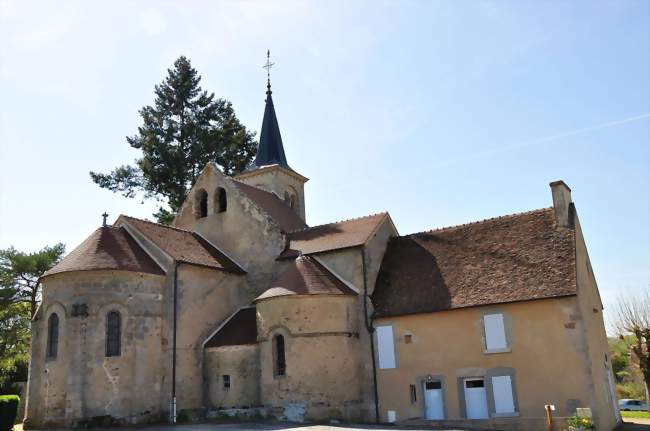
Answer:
[545,404,556,411]
[576,408,592,418]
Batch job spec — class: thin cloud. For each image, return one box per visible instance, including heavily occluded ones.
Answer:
[438,113,650,167]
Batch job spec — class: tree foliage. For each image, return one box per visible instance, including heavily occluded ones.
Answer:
[609,336,647,401]
[90,56,257,224]
[614,289,650,409]
[0,244,65,318]
[0,244,64,391]
[0,304,29,391]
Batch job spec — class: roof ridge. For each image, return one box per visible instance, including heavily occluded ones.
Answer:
[120,215,195,234]
[287,212,388,234]
[408,207,553,236]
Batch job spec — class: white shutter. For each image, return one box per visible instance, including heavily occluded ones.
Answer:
[492,375,515,414]
[484,314,507,350]
[376,325,396,369]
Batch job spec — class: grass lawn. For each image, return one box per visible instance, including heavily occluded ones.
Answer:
[621,410,650,419]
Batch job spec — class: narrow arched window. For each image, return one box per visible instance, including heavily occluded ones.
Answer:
[217,187,227,213]
[197,189,208,218]
[47,313,59,359]
[274,334,286,376]
[106,311,121,357]
[289,195,296,210]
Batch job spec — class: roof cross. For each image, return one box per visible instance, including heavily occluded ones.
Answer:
[263,49,275,91]
[102,212,109,227]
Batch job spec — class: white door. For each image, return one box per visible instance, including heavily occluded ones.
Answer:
[424,381,444,420]
[464,378,489,419]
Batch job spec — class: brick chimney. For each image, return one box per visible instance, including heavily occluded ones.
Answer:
[549,180,573,228]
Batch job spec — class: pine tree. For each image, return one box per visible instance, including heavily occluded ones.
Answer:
[90,56,256,224]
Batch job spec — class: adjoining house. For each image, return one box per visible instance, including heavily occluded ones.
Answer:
[24,75,619,431]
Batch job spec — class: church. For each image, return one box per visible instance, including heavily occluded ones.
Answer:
[24,73,619,431]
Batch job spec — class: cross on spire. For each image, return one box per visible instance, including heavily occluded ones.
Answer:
[102,212,109,227]
[263,49,275,93]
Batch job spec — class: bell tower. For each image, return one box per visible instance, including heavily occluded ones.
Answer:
[235,51,308,222]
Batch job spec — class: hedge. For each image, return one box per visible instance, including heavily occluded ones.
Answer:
[0,395,19,431]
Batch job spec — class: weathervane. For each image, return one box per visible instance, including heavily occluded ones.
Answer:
[263,49,275,92]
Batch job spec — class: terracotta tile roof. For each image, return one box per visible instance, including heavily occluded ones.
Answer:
[372,208,576,317]
[43,226,164,277]
[233,181,307,232]
[255,255,357,301]
[120,216,245,273]
[280,213,389,257]
[204,306,258,348]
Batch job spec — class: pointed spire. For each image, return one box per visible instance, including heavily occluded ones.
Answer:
[252,50,290,170]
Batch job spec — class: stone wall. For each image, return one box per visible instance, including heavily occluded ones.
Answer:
[204,345,261,409]
[256,295,363,421]
[24,270,166,428]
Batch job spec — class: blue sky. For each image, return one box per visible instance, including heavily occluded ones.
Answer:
[0,1,648,331]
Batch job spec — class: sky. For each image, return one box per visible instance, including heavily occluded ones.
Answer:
[0,1,648,332]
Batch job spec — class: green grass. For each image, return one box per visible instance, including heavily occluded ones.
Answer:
[621,410,650,419]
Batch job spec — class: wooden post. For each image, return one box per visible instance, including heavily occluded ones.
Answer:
[545,404,554,431]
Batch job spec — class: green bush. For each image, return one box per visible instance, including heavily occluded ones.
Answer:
[567,413,595,430]
[0,395,19,431]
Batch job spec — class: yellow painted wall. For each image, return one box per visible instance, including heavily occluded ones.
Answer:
[374,297,601,430]
[573,212,620,430]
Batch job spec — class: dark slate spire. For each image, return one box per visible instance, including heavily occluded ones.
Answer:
[252,50,291,170]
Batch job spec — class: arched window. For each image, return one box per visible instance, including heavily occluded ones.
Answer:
[196,189,208,218]
[47,313,59,359]
[284,191,290,203]
[217,187,227,213]
[274,334,286,376]
[106,311,121,357]
[289,195,296,210]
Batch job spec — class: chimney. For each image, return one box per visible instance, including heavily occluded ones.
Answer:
[549,180,572,228]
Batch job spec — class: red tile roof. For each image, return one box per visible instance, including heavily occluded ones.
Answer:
[233,181,307,232]
[43,227,165,277]
[372,208,576,317]
[204,306,258,348]
[280,213,389,258]
[120,216,244,273]
[256,255,357,301]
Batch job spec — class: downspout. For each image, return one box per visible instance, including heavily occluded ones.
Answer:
[171,261,180,423]
[361,248,380,423]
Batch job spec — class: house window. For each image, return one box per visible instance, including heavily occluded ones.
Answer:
[217,187,227,213]
[274,334,286,376]
[410,384,417,404]
[47,313,59,359]
[376,325,396,369]
[483,313,508,352]
[106,311,121,357]
[223,374,231,389]
[491,375,516,414]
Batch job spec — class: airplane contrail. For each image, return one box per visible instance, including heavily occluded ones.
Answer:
[437,112,650,167]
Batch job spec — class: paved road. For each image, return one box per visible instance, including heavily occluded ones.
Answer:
[14,420,650,431]
[14,423,471,431]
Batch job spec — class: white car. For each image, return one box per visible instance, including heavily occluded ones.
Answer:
[618,399,648,411]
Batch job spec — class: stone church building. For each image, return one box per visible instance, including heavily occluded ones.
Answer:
[25,78,619,430]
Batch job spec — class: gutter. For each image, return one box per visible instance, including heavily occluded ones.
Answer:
[171,261,180,423]
[361,249,380,423]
